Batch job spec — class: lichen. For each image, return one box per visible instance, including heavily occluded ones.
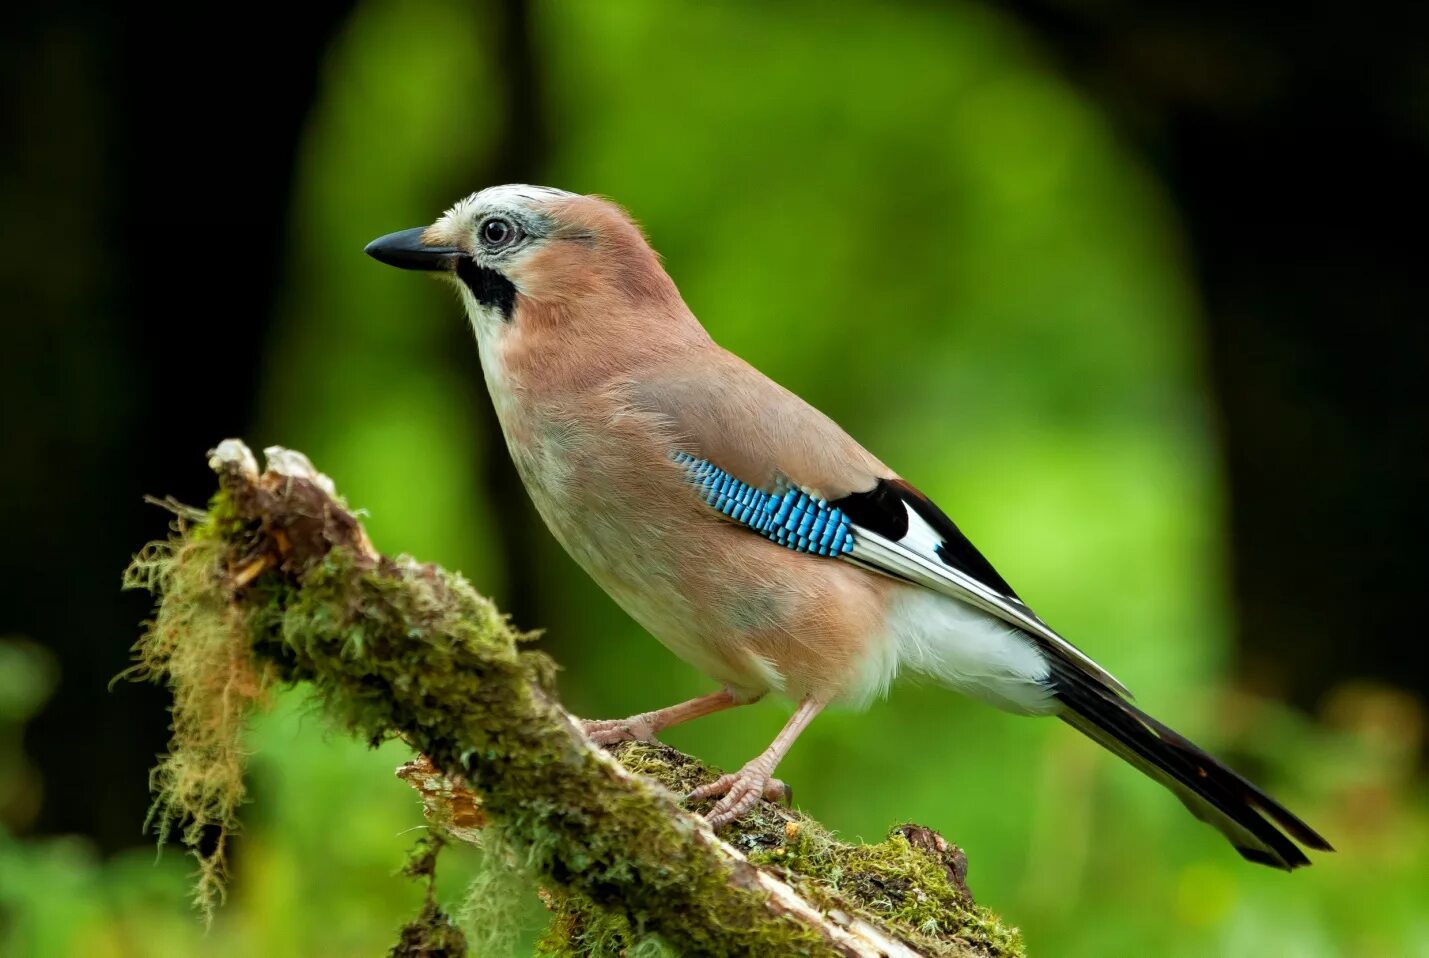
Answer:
[120,502,274,919]
[458,824,538,955]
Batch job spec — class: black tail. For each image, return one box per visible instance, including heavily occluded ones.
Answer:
[1051,662,1333,869]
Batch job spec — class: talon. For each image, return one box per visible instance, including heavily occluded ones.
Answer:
[764,777,792,806]
[686,765,779,828]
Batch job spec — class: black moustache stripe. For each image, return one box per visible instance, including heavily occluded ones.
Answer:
[456,257,517,321]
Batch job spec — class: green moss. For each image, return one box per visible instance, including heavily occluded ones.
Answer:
[249,548,838,956]
[130,518,830,954]
[390,899,469,958]
[126,468,1026,956]
[536,890,675,958]
[754,830,1022,957]
[392,833,469,958]
[616,742,1023,958]
[196,488,248,543]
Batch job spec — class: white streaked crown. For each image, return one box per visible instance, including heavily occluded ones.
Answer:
[439,184,575,226]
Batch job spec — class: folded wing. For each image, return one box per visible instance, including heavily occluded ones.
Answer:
[832,477,1131,697]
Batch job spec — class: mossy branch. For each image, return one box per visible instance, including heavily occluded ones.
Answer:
[124,440,1024,958]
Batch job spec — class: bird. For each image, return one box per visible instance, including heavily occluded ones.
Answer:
[365,184,1332,868]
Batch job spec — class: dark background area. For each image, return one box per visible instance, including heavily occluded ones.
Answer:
[2,2,1425,954]
[1004,0,1429,708]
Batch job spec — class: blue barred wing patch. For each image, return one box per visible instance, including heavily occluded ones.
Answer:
[672,452,855,556]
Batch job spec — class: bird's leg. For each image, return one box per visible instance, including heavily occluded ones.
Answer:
[579,689,743,746]
[687,697,825,828]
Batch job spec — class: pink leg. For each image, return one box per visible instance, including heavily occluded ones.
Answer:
[580,689,743,746]
[687,697,825,828]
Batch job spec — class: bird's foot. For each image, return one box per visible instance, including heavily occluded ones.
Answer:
[686,763,792,828]
[579,714,660,747]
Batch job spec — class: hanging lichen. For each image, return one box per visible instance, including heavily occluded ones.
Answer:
[121,503,274,920]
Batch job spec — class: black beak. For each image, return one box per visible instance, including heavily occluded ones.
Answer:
[364,227,463,271]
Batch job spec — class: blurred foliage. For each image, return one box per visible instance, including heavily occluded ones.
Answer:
[1,687,505,956]
[2,0,1426,955]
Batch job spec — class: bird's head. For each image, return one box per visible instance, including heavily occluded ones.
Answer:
[366,186,700,365]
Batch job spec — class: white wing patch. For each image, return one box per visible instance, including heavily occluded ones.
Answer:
[901,509,947,558]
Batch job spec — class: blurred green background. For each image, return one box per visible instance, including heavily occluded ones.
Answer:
[3,1,1427,955]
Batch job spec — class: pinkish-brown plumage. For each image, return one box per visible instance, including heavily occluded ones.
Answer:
[430,189,908,707]
[365,185,1332,862]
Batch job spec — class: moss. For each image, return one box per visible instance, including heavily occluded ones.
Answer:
[242,547,833,956]
[615,742,1023,958]
[126,459,1027,956]
[130,520,829,953]
[390,899,469,958]
[758,830,1023,957]
[392,833,469,958]
[536,890,674,958]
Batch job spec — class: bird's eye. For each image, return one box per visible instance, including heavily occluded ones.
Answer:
[481,217,517,249]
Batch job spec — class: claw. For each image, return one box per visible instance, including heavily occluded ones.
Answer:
[686,765,790,828]
[766,778,793,807]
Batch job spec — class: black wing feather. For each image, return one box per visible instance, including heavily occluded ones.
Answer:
[831,478,1019,599]
[890,479,1020,600]
[1050,659,1332,867]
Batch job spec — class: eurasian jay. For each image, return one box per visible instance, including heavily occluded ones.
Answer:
[366,185,1331,868]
